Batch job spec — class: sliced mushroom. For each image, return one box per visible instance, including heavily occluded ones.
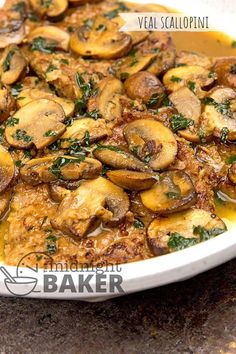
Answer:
[0,8,25,48]
[51,177,129,238]
[17,88,75,117]
[88,77,124,126]
[93,145,147,171]
[0,189,12,218]
[61,118,110,148]
[201,87,236,140]
[116,53,157,80]
[0,45,27,85]
[228,162,236,184]
[107,170,157,191]
[112,17,148,46]
[70,15,132,59]
[0,145,15,193]
[140,171,196,213]
[169,87,201,142]
[176,51,213,69]
[27,26,70,51]
[29,0,68,18]
[0,89,15,122]
[20,156,102,185]
[124,71,165,107]
[213,57,236,89]
[5,99,66,149]
[123,119,177,170]
[147,209,226,256]
[163,65,215,94]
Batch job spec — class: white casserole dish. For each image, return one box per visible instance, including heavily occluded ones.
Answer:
[0,0,235,301]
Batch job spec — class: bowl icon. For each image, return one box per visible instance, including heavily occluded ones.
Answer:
[4,277,38,296]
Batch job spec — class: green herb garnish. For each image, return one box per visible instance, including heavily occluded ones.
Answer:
[6,117,19,126]
[46,64,58,73]
[146,93,159,108]
[170,75,182,83]
[83,131,90,147]
[170,114,194,132]
[165,191,180,199]
[87,108,102,120]
[167,232,198,251]
[187,81,196,94]
[230,64,236,74]
[226,155,236,164]
[31,37,57,54]
[49,156,85,179]
[11,83,23,98]
[44,130,57,137]
[14,129,32,143]
[133,219,144,229]
[193,225,225,241]
[104,2,129,20]
[3,49,17,72]
[220,127,229,143]
[128,48,138,67]
[96,23,107,32]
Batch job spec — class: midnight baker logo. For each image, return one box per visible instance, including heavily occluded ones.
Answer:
[0,252,124,296]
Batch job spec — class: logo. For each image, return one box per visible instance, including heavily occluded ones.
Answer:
[0,252,124,297]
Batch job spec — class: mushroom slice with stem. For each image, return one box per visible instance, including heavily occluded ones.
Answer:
[0,89,15,122]
[169,87,201,142]
[0,145,15,193]
[29,0,68,19]
[93,145,147,171]
[88,77,124,126]
[140,171,196,213]
[213,57,236,89]
[124,119,177,171]
[176,51,213,69]
[163,65,215,95]
[107,170,158,191]
[61,118,110,148]
[0,45,27,85]
[51,177,129,238]
[20,156,102,185]
[27,26,70,51]
[17,88,75,117]
[201,86,236,141]
[70,15,132,59]
[5,99,66,149]
[124,71,165,108]
[147,209,227,256]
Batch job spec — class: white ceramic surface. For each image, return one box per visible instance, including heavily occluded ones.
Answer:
[0,0,235,301]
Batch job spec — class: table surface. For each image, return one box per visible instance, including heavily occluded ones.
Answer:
[0,259,235,354]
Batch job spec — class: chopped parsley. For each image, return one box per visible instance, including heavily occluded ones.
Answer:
[60,59,69,65]
[202,97,233,118]
[6,117,19,126]
[226,155,236,164]
[42,0,52,8]
[49,156,85,179]
[11,83,23,98]
[24,150,32,159]
[193,225,225,241]
[46,234,57,255]
[167,232,198,251]
[67,141,87,158]
[67,26,75,33]
[162,93,171,107]
[0,128,5,143]
[31,37,57,54]
[220,127,229,143]
[13,129,32,143]
[46,64,58,73]
[3,49,18,72]
[198,127,207,143]
[187,81,196,94]
[44,130,57,137]
[96,144,127,155]
[133,219,144,229]
[84,18,94,28]
[170,114,194,133]
[28,11,39,22]
[208,71,216,79]
[83,131,90,147]
[15,160,22,167]
[170,75,182,83]
[146,93,159,108]
[104,2,129,20]
[74,72,96,114]
[11,1,25,12]
[87,108,102,120]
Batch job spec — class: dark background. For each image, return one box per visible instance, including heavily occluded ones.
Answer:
[0,258,235,354]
